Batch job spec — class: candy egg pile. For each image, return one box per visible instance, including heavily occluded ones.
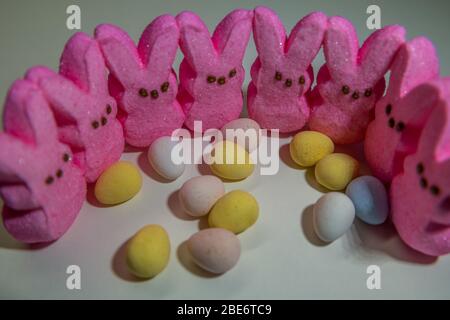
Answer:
[289,130,389,242]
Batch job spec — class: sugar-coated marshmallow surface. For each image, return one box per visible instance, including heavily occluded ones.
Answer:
[177,9,253,131]
[95,15,185,147]
[248,7,327,133]
[0,80,86,243]
[25,32,124,182]
[365,37,440,182]
[309,16,406,144]
[391,81,450,256]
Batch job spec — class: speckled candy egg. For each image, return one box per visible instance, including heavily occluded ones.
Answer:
[179,175,225,217]
[290,131,334,167]
[209,141,254,180]
[148,136,185,180]
[126,225,170,279]
[208,190,259,234]
[187,228,241,274]
[315,153,359,190]
[221,118,261,152]
[313,192,355,242]
[94,161,142,205]
[346,176,389,225]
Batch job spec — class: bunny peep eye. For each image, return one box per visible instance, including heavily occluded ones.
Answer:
[420,177,428,189]
[106,104,112,115]
[150,90,159,99]
[45,176,54,185]
[139,88,148,97]
[388,118,395,128]
[285,79,293,88]
[417,163,424,175]
[218,77,226,85]
[385,104,392,115]
[275,72,282,81]
[56,169,63,179]
[161,82,169,93]
[342,85,350,95]
[364,89,373,97]
[229,69,237,78]
[207,76,216,83]
[92,121,100,129]
[396,121,405,132]
[299,76,306,85]
[430,185,440,196]
[101,117,107,126]
[352,91,360,100]
[63,153,71,162]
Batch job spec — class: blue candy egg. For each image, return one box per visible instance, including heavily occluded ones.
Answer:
[345,176,389,225]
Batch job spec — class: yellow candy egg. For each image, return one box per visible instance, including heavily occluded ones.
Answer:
[209,141,254,180]
[94,161,142,205]
[208,190,259,234]
[315,153,359,191]
[126,225,170,279]
[290,131,334,167]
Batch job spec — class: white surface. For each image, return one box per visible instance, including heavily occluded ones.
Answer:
[0,138,449,299]
[1,0,450,299]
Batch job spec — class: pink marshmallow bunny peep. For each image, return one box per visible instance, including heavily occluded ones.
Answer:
[365,37,439,182]
[177,9,253,132]
[309,16,405,144]
[0,79,86,243]
[248,6,327,133]
[26,32,124,182]
[95,15,185,147]
[391,79,450,256]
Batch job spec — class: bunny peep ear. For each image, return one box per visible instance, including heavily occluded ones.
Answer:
[138,14,180,77]
[60,32,109,95]
[177,11,216,71]
[416,79,450,162]
[387,37,439,98]
[324,16,359,80]
[95,23,143,87]
[26,66,83,121]
[359,25,406,85]
[3,79,58,146]
[286,11,327,70]
[253,6,286,65]
[212,9,253,65]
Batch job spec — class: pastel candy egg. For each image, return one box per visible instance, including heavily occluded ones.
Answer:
[290,131,334,167]
[187,228,241,274]
[221,118,261,152]
[315,153,359,190]
[313,192,355,242]
[346,176,389,225]
[94,161,142,205]
[209,141,254,180]
[179,175,225,217]
[208,190,259,234]
[148,136,185,180]
[126,225,170,279]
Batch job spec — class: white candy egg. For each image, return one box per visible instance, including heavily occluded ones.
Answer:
[179,175,225,217]
[313,192,355,242]
[187,228,241,274]
[148,136,185,180]
[221,118,261,152]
